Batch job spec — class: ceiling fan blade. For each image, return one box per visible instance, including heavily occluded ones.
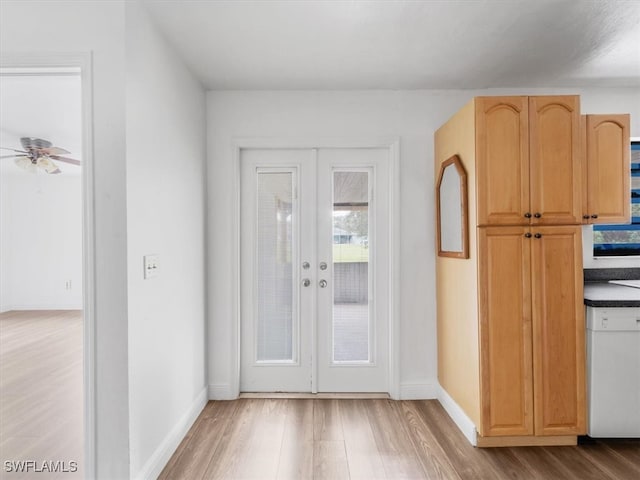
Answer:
[37,156,62,174]
[40,146,71,155]
[21,137,52,150]
[1,154,28,160]
[15,156,37,173]
[0,146,29,154]
[49,155,81,166]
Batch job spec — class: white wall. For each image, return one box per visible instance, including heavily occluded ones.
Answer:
[0,174,82,311]
[206,87,640,397]
[125,2,207,479]
[0,1,130,478]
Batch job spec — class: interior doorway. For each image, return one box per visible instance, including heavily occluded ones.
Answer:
[240,147,392,393]
[0,65,87,477]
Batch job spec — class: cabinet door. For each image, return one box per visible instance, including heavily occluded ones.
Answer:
[476,97,529,226]
[531,226,585,436]
[529,96,582,225]
[478,226,533,436]
[585,114,631,224]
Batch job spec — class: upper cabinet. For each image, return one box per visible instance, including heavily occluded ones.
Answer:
[476,95,582,226]
[582,114,631,224]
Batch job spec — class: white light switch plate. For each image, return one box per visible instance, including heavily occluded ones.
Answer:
[144,254,159,279]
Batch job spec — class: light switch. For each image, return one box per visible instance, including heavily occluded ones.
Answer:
[144,254,159,279]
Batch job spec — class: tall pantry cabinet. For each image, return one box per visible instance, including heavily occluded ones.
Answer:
[435,96,586,447]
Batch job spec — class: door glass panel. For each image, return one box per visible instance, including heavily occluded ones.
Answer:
[332,171,370,362]
[256,172,295,362]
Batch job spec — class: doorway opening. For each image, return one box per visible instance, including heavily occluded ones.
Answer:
[0,63,91,477]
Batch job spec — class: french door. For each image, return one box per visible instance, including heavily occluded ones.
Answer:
[240,147,390,393]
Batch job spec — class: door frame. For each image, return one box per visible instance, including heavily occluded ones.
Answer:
[0,52,96,476]
[230,137,400,399]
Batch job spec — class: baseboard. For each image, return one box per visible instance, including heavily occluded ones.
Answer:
[134,386,208,480]
[208,383,238,400]
[399,381,438,400]
[436,383,477,446]
[5,304,82,311]
[0,304,10,314]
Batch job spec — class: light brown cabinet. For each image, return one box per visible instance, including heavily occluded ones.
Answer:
[476,95,582,226]
[478,226,585,439]
[582,114,631,224]
[435,95,587,447]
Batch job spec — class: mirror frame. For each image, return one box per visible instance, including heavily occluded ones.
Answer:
[436,154,469,259]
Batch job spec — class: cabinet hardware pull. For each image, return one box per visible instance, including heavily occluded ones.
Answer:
[534,233,542,239]
[583,215,590,219]
[524,233,532,238]
[534,213,542,218]
[524,212,532,218]
[591,214,599,219]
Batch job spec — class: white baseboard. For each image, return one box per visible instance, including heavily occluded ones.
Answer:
[399,381,438,400]
[208,383,238,400]
[4,304,83,311]
[0,304,10,314]
[134,386,208,480]
[436,384,477,446]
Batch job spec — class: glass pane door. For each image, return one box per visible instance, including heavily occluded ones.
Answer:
[256,172,295,362]
[332,171,371,363]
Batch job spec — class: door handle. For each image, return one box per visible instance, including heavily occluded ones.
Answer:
[319,262,328,271]
[302,278,311,287]
[319,279,328,288]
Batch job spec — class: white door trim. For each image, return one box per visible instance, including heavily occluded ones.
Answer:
[0,52,96,477]
[230,137,400,399]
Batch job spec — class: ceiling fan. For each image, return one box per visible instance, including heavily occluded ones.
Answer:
[0,137,80,174]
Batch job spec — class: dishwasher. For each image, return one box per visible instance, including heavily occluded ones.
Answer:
[586,306,640,437]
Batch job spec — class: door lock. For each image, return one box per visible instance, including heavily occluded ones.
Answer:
[319,262,328,271]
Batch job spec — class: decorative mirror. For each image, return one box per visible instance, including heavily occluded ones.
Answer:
[436,155,469,258]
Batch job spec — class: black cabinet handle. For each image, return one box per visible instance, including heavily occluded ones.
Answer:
[524,212,532,218]
[591,214,599,219]
[534,213,542,218]
[583,215,590,220]
[524,233,532,238]
[534,233,542,239]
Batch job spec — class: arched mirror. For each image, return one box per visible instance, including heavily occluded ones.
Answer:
[436,155,469,258]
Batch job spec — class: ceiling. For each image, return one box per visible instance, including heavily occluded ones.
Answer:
[0,72,82,176]
[143,0,640,90]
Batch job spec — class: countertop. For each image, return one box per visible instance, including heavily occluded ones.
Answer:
[584,282,640,307]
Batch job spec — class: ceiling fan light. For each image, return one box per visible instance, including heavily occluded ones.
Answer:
[37,156,61,174]
[15,156,37,174]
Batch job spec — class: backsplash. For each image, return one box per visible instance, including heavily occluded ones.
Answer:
[584,268,640,282]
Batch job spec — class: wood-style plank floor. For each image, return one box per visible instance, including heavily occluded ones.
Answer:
[160,398,640,480]
[0,310,83,479]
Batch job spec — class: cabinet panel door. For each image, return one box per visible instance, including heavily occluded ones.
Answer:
[476,97,529,226]
[529,96,582,225]
[531,226,585,436]
[586,114,631,224]
[478,226,533,436]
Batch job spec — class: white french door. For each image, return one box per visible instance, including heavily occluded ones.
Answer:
[240,147,390,393]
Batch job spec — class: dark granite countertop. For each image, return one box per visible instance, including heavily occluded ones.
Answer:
[584,282,640,307]
[583,268,640,307]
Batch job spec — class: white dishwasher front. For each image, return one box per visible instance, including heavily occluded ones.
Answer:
[586,306,640,438]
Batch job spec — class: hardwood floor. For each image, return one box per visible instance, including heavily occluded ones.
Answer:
[0,310,83,479]
[160,398,640,480]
